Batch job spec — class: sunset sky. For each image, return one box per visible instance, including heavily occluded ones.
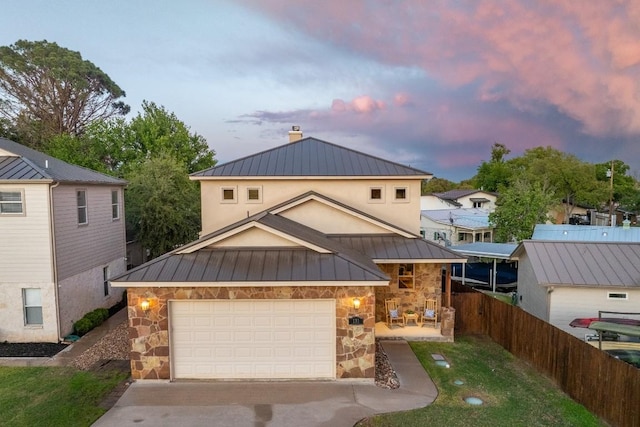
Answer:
[3,1,640,181]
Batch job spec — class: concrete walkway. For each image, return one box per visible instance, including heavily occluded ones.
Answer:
[92,340,438,427]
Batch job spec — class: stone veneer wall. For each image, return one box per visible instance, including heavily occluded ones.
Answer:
[127,286,376,380]
[375,263,442,318]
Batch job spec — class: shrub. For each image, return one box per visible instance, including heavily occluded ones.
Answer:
[73,308,109,336]
[73,318,93,336]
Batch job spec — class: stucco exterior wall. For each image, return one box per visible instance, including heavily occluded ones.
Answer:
[0,281,58,342]
[57,257,126,337]
[199,179,421,235]
[549,287,640,339]
[53,184,126,280]
[126,286,376,380]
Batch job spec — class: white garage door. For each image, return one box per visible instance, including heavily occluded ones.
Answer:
[170,299,336,379]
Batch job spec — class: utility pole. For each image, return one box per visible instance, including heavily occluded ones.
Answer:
[607,160,614,226]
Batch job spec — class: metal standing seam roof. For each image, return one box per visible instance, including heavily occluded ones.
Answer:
[190,137,431,178]
[329,235,466,262]
[111,212,390,284]
[0,138,125,185]
[532,224,640,242]
[451,242,518,259]
[517,240,640,287]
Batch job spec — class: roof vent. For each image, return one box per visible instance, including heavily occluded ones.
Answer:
[288,126,303,143]
[45,159,49,168]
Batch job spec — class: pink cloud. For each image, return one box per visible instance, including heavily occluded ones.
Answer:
[242,0,640,137]
[331,95,385,114]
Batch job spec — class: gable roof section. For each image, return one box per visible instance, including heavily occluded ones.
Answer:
[0,156,50,180]
[532,224,640,242]
[329,234,467,263]
[269,191,415,237]
[111,212,389,286]
[191,137,431,178]
[0,138,125,185]
[433,189,496,202]
[515,240,640,288]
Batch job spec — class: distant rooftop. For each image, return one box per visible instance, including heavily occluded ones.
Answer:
[451,242,518,259]
[532,224,640,243]
[191,137,431,178]
[421,208,491,229]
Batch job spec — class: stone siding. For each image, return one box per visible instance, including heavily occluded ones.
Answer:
[127,286,375,380]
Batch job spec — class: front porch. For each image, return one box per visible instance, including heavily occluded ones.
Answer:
[375,321,453,342]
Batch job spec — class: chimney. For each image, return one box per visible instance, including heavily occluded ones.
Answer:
[288,125,303,143]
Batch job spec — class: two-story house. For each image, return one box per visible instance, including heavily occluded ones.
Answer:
[111,132,465,382]
[420,189,497,211]
[0,138,127,343]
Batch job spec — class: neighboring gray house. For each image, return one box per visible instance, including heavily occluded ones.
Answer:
[514,240,640,339]
[0,138,127,343]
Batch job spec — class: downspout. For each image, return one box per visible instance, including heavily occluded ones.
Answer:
[48,181,63,342]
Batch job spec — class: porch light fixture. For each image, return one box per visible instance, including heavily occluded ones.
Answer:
[140,299,150,312]
[352,298,361,310]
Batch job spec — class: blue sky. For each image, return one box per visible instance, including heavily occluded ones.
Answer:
[3,1,640,181]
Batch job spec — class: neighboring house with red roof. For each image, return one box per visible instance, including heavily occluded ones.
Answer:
[0,138,127,343]
[111,131,466,381]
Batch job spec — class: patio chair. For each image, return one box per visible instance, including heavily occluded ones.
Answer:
[385,299,404,328]
[420,299,438,328]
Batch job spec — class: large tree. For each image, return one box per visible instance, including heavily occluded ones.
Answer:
[512,147,608,223]
[0,40,129,147]
[125,154,201,259]
[474,143,514,192]
[489,179,556,242]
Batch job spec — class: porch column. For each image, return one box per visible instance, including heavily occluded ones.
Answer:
[445,263,451,308]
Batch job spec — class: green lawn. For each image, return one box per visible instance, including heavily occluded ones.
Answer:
[0,366,128,427]
[360,335,605,427]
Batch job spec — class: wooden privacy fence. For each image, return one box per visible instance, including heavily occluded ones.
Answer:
[452,291,640,427]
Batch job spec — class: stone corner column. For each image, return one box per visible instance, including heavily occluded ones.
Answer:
[440,306,455,337]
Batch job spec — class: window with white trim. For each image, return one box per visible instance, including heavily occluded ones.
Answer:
[246,187,262,203]
[394,187,409,202]
[23,288,43,325]
[111,190,120,220]
[0,190,25,215]
[221,187,237,203]
[369,187,384,203]
[473,201,484,208]
[607,292,628,300]
[77,189,88,224]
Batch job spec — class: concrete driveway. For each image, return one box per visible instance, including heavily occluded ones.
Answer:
[92,341,438,427]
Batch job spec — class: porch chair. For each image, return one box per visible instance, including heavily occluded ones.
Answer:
[420,299,438,328]
[385,299,404,328]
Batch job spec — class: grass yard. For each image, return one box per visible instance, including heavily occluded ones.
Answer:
[360,335,605,427]
[0,366,128,427]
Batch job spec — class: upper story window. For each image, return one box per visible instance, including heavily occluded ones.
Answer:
[246,187,262,203]
[23,288,43,325]
[0,190,25,215]
[77,189,88,225]
[473,201,484,208]
[369,187,384,203]
[221,187,237,204]
[394,187,409,202]
[111,190,120,220]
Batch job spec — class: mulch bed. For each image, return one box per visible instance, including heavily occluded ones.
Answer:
[0,342,68,358]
